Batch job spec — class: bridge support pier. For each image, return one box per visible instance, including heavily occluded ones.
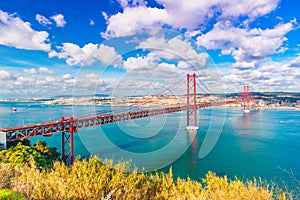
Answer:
[186,73,199,130]
[61,116,75,165]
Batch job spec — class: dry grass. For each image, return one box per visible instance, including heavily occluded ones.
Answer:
[0,156,295,200]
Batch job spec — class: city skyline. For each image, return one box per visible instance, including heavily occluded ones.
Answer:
[0,0,300,98]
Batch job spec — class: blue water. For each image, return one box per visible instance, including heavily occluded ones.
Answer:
[0,102,299,190]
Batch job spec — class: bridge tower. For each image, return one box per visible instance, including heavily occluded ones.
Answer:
[243,85,251,112]
[186,73,199,130]
[61,116,76,165]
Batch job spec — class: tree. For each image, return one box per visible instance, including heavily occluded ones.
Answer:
[0,140,60,169]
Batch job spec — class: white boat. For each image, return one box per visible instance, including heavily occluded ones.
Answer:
[12,107,17,112]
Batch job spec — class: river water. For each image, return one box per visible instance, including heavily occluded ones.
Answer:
[0,101,299,189]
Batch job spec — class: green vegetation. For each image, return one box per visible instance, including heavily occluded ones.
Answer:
[0,140,60,169]
[0,189,26,200]
[0,141,296,199]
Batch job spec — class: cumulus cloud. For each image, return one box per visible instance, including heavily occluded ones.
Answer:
[123,53,179,78]
[102,0,280,38]
[38,67,55,74]
[23,68,37,74]
[123,54,156,73]
[0,10,51,51]
[0,69,11,80]
[36,14,51,26]
[86,73,99,79]
[215,0,279,20]
[62,73,73,79]
[287,55,300,68]
[138,36,208,68]
[100,0,294,93]
[117,0,146,8]
[49,43,122,67]
[51,14,67,27]
[232,61,256,70]
[101,6,169,38]
[197,20,295,64]
[222,55,300,92]
[0,70,78,97]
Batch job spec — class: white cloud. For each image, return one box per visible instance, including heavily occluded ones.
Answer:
[49,43,122,67]
[49,43,96,66]
[72,73,109,93]
[155,62,178,78]
[232,61,256,70]
[216,0,280,20]
[86,73,99,79]
[100,0,297,93]
[23,68,37,74]
[51,14,66,27]
[123,53,179,78]
[93,44,123,66]
[123,54,155,73]
[0,70,11,80]
[197,20,295,63]
[36,14,52,26]
[102,0,280,38]
[287,55,300,68]
[138,36,208,68]
[0,68,81,97]
[117,0,146,8]
[102,11,108,21]
[222,74,242,84]
[45,76,60,83]
[62,73,72,79]
[89,19,95,26]
[221,55,300,92]
[101,6,170,38]
[0,10,51,51]
[38,67,55,74]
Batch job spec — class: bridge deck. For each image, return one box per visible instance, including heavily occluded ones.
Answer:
[0,101,233,142]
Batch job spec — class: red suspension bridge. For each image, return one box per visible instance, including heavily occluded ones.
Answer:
[0,74,251,164]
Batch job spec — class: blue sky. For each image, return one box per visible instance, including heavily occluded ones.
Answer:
[0,0,299,98]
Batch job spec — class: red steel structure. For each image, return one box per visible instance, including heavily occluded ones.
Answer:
[61,116,76,165]
[0,74,236,165]
[186,73,197,127]
[243,85,250,110]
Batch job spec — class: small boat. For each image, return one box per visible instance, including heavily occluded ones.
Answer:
[12,107,17,112]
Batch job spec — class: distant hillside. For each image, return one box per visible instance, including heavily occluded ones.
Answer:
[52,94,109,98]
[225,92,300,102]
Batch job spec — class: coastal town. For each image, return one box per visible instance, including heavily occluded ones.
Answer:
[2,92,299,110]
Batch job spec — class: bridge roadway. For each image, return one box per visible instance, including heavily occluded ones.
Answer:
[0,101,234,142]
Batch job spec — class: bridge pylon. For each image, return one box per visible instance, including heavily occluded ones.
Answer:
[186,73,199,130]
[61,116,77,165]
[242,85,252,113]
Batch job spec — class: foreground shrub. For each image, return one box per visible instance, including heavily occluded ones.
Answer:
[0,189,25,200]
[0,165,13,189]
[0,140,60,169]
[0,157,293,199]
